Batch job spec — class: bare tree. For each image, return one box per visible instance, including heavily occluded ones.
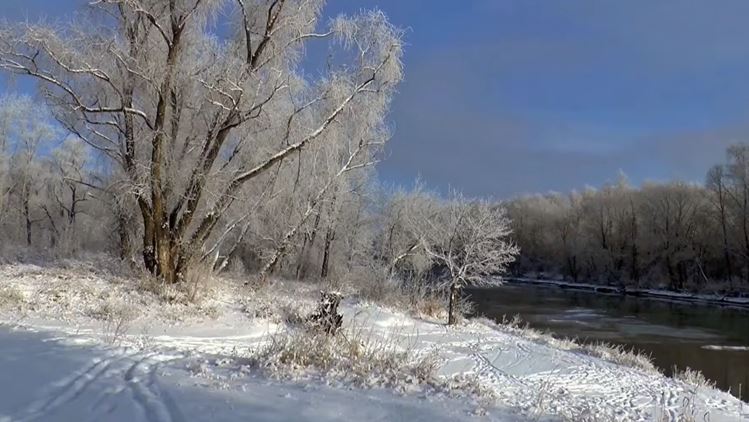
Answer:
[706,164,734,286]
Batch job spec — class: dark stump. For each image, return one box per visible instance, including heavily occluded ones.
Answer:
[307,291,343,335]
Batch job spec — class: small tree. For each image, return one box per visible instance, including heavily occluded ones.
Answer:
[414,193,519,325]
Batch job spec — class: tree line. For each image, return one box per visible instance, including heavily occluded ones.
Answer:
[507,146,749,294]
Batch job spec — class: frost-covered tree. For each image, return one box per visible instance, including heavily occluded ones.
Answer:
[0,0,403,282]
[0,95,60,246]
[427,197,518,325]
[401,192,519,325]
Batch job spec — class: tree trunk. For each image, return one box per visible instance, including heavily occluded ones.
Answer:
[296,210,321,279]
[447,283,460,325]
[717,197,733,287]
[743,193,749,284]
[142,213,157,274]
[320,191,338,279]
[155,229,178,283]
[567,255,578,282]
[320,225,335,279]
[117,212,132,261]
[629,205,640,285]
[23,192,31,246]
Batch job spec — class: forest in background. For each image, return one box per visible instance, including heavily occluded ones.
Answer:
[508,144,749,294]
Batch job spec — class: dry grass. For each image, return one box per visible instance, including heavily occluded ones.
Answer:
[673,367,715,389]
[134,262,218,306]
[574,342,657,374]
[0,261,225,326]
[102,306,134,346]
[414,293,446,319]
[350,265,404,307]
[445,374,500,415]
[652,391,708,422]
[0,285,25,311]
[251,320,440,390]
[83,298,136,345]
[238,278,319,324]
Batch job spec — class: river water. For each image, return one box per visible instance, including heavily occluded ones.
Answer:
[467,283,749,401]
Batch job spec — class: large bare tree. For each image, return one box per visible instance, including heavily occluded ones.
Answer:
[0,0,403,282]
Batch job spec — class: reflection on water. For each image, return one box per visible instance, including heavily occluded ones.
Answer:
[467,284,749,401]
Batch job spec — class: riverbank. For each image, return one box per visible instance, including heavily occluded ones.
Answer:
[469,283,749,403]
[506,277,749,310]
[1,262,747,421]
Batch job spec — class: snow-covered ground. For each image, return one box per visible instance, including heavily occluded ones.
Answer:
[1,262,747,421]
[0,327,500,422]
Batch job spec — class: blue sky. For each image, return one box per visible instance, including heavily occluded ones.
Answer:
[3,0,749,198]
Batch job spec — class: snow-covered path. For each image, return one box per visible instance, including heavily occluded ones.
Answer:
[0,327,511,422]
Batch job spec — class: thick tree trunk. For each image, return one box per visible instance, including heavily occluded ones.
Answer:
[140,208,183,283]
[447,283,460,325]
[142,214,156,274]
[155,229,178,283]
[117,212,132,261]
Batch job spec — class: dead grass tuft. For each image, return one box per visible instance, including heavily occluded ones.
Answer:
[574,342,657,374]
[673,367,715,389]
[251,314,440,390]
[0,285,25,311]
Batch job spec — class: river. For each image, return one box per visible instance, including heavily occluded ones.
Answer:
[468,283,749,401]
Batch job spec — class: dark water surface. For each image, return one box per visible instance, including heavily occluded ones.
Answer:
[467,284,749,401]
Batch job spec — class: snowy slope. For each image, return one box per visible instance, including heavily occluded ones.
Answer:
[0,263,747,421]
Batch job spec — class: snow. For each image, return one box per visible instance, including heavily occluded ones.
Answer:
[1,263,748,421]
[0,328,501,422]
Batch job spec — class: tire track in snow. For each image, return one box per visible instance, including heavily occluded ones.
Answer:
[12,354,125,421]
[146,361,186,422]
[124,354,183,422]
[6,350,186,422]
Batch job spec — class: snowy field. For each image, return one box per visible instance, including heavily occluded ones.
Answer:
[0,262,747,421]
